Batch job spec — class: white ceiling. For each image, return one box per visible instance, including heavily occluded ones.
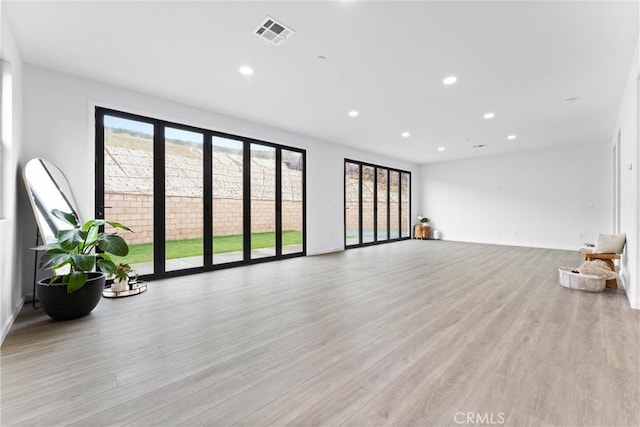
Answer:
[4,1,639,164]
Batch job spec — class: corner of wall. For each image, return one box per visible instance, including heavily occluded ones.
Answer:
[1,293,26,343]
[618,30,640,311]
[1,5,26,345]
[636,21,640,311]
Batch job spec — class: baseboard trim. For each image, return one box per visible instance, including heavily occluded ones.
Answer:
[1,296,26,345]
[307,247,344,256]
[619,280,639,309]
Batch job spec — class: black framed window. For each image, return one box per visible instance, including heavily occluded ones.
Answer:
[344,159,411,248]
[95,107,306,280]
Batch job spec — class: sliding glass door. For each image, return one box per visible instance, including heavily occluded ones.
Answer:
[100,115,155,275]
[389,171,400,239]
[344,159,411,248]
[250,143,276,259]
[96,107,305,280]
[165,127,204,272]
[212,136,244,265]
[362,165,375,244]
[345,161,360,246]
[400,172,410,238]
[282,150,304,255]
[377,168,389,241]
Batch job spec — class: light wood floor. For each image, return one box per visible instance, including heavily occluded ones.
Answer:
[1,240,638,426]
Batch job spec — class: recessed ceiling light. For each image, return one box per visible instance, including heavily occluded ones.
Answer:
[483,112,495,120]
[507,134,517,140]
[239,66,254,76]
[348,110,359,117]
[401,132,411,138]
[438,147,446,151]
[442,76,457,85]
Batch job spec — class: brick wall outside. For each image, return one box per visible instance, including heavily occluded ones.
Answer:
[106,193,154,246]
[344,174,411,236]
[345,201,409,230]
[106,192,303,245]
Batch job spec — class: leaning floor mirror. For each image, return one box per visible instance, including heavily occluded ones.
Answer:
[23,158,146,308]
[23,158,81,244]
[23,158,101,318]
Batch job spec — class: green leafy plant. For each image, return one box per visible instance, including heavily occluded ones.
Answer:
[34,209,132,293]
[113,263,137,283]
[417,212,430,224]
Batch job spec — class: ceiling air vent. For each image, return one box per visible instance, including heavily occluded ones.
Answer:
[254,16,295,46]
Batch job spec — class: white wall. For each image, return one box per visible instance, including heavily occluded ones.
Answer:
[0,6,25,343]
[612,34,639,309]
[419,143,612,251]
[19,64,418,294]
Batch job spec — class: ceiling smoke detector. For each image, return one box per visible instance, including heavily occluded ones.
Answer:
[255,16,295,46]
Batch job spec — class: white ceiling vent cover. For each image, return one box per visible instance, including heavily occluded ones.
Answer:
[254,16,295,46]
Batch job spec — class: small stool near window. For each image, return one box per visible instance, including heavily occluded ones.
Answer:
[414,224,430,239]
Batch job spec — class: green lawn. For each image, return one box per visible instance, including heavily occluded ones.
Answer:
[113,230,302,264]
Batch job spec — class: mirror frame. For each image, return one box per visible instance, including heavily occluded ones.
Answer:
[23,158,81,243]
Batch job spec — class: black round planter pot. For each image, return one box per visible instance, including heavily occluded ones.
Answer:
[38,272,105,320]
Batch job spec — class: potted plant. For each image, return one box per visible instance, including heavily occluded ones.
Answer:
[417,212,430,225]
[110,263,137,292]
[33,209,132,320]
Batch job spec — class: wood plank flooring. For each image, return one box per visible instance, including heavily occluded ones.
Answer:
[1,240,638,426]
